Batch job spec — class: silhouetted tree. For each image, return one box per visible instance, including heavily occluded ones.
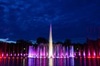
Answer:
[17,40,32,45]
[56,41,63,44]
[64,39,71,46]
[36,37,48,44]
[16,40,32,53]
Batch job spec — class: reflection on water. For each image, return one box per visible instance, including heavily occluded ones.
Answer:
[70,58,74,66]
[49,58,53,66]
[0,58,100,66]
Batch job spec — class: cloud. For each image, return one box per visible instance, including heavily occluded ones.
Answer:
[0,0,100,43]
[0,38,16,43]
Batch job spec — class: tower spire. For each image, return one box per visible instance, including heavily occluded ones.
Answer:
[49,24,53,58]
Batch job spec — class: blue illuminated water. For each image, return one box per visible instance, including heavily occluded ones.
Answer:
[0,58,100,66]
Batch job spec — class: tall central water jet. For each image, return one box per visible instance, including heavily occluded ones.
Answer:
[49,24,53,58]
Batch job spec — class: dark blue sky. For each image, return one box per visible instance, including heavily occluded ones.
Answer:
[0,0,100,43]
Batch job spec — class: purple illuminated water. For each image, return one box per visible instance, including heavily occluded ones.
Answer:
[0,58,100,66]
[28,46,74,58]
[28,46,34,58]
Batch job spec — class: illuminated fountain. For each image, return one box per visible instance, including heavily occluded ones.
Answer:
[0,24,100,59]
[49,24,53,58]
[28,24,75,58]
[28,46,34,58]
[69,46,74,57]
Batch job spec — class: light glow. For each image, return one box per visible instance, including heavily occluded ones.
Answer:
[49,24,53,58]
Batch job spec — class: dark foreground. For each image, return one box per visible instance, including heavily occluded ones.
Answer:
[0,57,100,66]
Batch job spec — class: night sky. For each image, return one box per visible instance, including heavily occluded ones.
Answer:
[0,0,100,43]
